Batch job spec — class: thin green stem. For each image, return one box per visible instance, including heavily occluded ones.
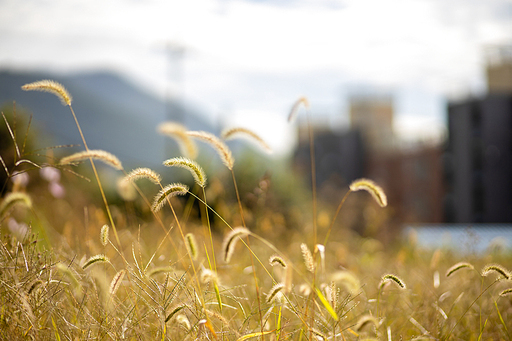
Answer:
[68,105,126,263]
[230,169,264,339]
[201,187,216,272]
[323,190,351,246]
[160,189,215,335]
[306,109,317,339]
[445,278,500,339]
[307,112,317,247]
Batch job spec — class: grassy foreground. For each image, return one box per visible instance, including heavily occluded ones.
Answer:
[1,81,511,340]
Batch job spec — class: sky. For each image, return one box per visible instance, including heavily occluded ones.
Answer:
[1,0,511,154]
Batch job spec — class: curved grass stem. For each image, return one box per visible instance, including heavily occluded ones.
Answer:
[230,169,264,339]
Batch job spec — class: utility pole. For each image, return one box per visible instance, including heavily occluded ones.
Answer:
[163,41,186,123]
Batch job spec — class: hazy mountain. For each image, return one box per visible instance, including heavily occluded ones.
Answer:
[0,70,214,169]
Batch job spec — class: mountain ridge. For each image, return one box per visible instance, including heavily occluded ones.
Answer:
[0,69,214,169]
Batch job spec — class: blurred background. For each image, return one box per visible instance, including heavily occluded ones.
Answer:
[1,0,512,249]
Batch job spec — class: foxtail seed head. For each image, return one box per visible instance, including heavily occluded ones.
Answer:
[175,314,191,330]
[28,280,43,295]
[22,80,72,106]
[82,254,109,270]
[221,127,272,154]
[355,315,380,332]
[109,269,126,296]
[331,270,361,295]
[124,167,162,185]
[299,283,311,296]
[157,122,198,159]
[0,192,32,219]
[55,263,80,289]
[446,262,474,277]
[165,305,186,323]
[185,233,198,261]
[151,183,188,212]
[163,157,206,187]
[200,268,219,285]
[266,283,285,303]
[60,150,123,170]
[100,225,109,246]
[379,273,406,290]
[300,243,315,273]
[349,178,387,207]
[222,227,250,263]
[329,281,337,310]
[269,254,287,268]
[500,288,512,297]
[146,266,174,278]
[288,96,310,122]
[116,177,137,201]
[481,264,510,280]
[187,131,234,170]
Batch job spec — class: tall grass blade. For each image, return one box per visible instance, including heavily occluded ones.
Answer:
[315,288,338,321]
[237,330,274,341]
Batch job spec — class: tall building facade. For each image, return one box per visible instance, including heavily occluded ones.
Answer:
[349,95,395,151]
[445,95,512,223]
[444,45,512,223]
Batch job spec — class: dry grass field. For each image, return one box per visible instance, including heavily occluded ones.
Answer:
[0,81,511,340]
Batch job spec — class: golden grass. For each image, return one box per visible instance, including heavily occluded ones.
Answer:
[1,85,510,341]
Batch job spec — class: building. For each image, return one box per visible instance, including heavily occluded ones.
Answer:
[444,94,512,223]
[293,127,365,191]
[367,145,445,225]
[444,45,512,223]
[485,45,512,94]
[349,94,395,151]
[292,88,446,236]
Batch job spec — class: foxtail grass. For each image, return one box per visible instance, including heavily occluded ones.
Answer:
[301,243,315,273]
[55,263,80,289]
[157,121,198,159]
[200,268,219,285]
[269,255,287,268]
[82,254,109,269]
[266,283,285,303]
[221,127,272,153]
[349,178,387,208]
[0,192,32,219]
[100,224,109,246]
[123,167,162,184]
[163,157,217,311]
[60,149,123,170]
[331,270,361,295]
[151,183,189,212]
[222,227,250,263]
[109,269,126,297]
[165,305,186,323]
[481,264,510,280]
[22,80,72,106]
[27,280,43,295]
[185,232,199,261]
[22,80,125,262]
[446,262,474,277]
[324,178,387,246]
[354,314,379,332]
[163,157,206,187]
[175,314,191,330]
[500,288,512,297]
[379,274,406,290]
[288,96,310,122]
[287,96,318,339]
[187,130,234,170]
